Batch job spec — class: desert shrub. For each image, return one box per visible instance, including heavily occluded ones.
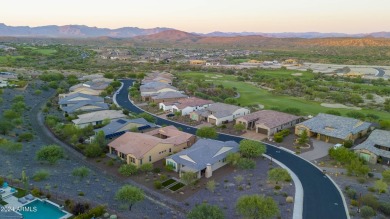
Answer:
[367,172,374,178]
[73,205,106,219]
[118,164,138,176]
[378,202,390,216]
[274,185,281,190]
[237,158,256,169]
[32,170,50,182]
[368,187,376,192]
[350,200,358,207]
[346,188,357,199]
[139,163,153,173]
[154,180,162,190]
[357,177,366,184]
[280,129,290,137]
[31,188,43,197]
[361,194,380,210]
[286,196,293,203]
[360,206,376,218]
[153,167,161,173]
[273,133,283,143]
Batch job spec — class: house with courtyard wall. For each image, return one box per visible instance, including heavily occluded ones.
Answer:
[159,97,214,115]
[236,110,302,136]
[72,110,127,128]
[295,113,371,144]
[189,102,250,126]
[150,91,188,103]
[107,126,196,167]
[166,139,239,178]
[140,81,180,101]
[354,129,390,164]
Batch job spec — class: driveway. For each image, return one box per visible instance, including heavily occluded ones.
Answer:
[117,79,349,219]
[299,139,333,161]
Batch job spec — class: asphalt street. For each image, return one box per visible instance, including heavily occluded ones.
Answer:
[117,79,348,219]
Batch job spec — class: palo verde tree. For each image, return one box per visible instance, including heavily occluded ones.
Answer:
[187,203,224,219]
[268,168,291,184]
[115,185,144,211]
[236,195,280,219]
[239,139,266,158]
[196,126,218,139]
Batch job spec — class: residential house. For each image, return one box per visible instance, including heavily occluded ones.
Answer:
[0,77,8,87]
[140,82,179,101]
[295,113,371,144]
[236,110,303,136]
[108,126,196,167]
[72,110,126,128]
[159,97,214,116]
[166,139,239,178]
[354,130,390,164]
[189,103,250,125]
[59,93,108,114]
[94,118,158,139]
[142,72,173,85]
[0,72,18,80]
[151,91,188,103]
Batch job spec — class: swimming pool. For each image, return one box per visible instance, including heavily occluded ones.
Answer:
[18,199,68,219]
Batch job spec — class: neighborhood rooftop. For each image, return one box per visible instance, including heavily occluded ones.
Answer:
[354,129,390,157]
[72,110,126,125]
[164,97,214,109]
[95,118,158,136]
[151,91,187,100]
[240,110,301,128]
[167,139,239,171]
[298,113,371,139]
[202,102,246,118]
[58,93,104,105]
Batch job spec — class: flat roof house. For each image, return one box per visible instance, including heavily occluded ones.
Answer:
[295,113,371,144]
[189,102,250,126]
[94,118,158,139]
[150,91,188,103]
[159,97,214,116]
[108,126,196,167]
[72,110,126,128]
[354,130,390,164]
[236,110,302,136]
[59,93,108,114]
[166,139,239,178]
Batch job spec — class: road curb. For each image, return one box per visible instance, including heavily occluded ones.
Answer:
[263,154,303,219]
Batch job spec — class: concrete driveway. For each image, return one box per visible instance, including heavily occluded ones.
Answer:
[299,139,333,161]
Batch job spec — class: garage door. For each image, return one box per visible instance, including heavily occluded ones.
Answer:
[257,127,268,135]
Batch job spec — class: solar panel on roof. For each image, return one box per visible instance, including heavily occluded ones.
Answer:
[116,119,127,124]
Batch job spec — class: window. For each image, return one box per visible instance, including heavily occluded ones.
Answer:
[149,156,152,162]
[169,148,172,153]
[222,157,227,162]
[140,159,143,165]
[130,157,136,163]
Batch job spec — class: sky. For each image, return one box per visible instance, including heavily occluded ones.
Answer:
[1,0,390,33]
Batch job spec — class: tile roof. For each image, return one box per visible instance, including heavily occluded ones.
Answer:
[151,91,187,100]
[95,118,158,135]
[298,113,371,139]
[108,125,194,158]
[62,101,109,113]
[59,93,103,105]
[164,97,214,110]
[354,129,390,158]
[140,81,178,93]
[167,139,239,171]
[206,103,247,118]
[238,110,301,129]
[72,110,126,125]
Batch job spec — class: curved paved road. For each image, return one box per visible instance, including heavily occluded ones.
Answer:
[374,68,385,77]
[117,79,348,219]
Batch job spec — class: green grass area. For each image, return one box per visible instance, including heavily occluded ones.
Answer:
[13,188,28,198]
[169,182,185,191]
[0,56,24,64]
[34,49,57,55]
[179,71,390,120]
[162,179,176,187]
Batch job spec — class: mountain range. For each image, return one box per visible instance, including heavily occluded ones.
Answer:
[1,23,390,39]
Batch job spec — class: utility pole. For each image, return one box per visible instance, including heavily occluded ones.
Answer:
[357,192,362,213]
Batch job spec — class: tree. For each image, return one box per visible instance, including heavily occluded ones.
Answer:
[138,112,156,123]
[239,139,266,158]
[36,145,64,165]
[382,170,390,183]
[226,153,241,166]
[0,120,15,135]
[115,185,144,211]
[360,206,376,218]
[84,144,103,158]
[118,164,138,176]
[72,166,90,180]
[196,126,218,139]
[268,168,291,184]
[94,130,106,149]
[326,110,341,116]
[234,123,246,132]
[224,98,237,105]
[374,180,388,194]
[181,172,197,186]
[297,131,308,145]
[187,203,224,219]
[139,163,153,173]
[206,180,216,193]
[236,195,280,219]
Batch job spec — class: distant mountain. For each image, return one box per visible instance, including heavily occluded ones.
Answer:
[133,30,201,42]
[199,31,370,38]
[0,23,172,38]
